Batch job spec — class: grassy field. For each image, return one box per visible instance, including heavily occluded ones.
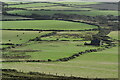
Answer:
[8,3,58,8]
[0,45,10,48]
[7,10,118,16]
[6,2,100,8]
[107,31,119,40]
[27,6,92,10]
[41,31,98,41]
[2,46,118,78]
[1,1,119,79]
[2,15,32,20]
[7,41,98,60]
[2,20,98,30]
[58,2,101,6]
[4,2,28,4]
[2,30,52,44]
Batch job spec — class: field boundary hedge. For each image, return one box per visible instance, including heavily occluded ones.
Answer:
[1,29,98,31]
[2,69,115,80]
[2,43,116,62]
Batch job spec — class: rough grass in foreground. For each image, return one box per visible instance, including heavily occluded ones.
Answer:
[2,46,118,78]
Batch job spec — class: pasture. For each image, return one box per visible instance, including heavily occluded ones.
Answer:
[2,46,118,78]
[7,2,58,8]
[41,31,98,41]
[107,31,119,40]
[6,41,98,60]
[27,6,92,10]
[2,15,32,20]
[2,20,98,30]
[1,1,119,79]
[2,30,119,78]
[7,10,118,16]
[59,2,101,5]
[2,30,52,44]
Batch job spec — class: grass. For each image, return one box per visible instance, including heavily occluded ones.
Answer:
[2,15,32,20]
[27,6,92,10]
[6,2,100,9]
[1,2,119,79]
[41,31,98,41]
[58,2,101,6]
[0,45,10,48]
[5,41,98,60]
[107,31,119,40]
[2,46,118,78]
[7,10,118,16]
[8,3,58,8]
[2,30,52,44]
[2,20,98,30]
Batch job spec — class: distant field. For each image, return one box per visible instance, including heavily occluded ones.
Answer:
[2,15,32,20]
[59,2,101,5]
[8,3,58,8]
[0,45,10,48]
[2,30,52,44]
[27,6,92,10]
[6,2,100,8]
[107,31,119,40]
[41,31,98,41]
[2,20,98,30]
[5,2,28,4]
[7,10,118,16]
[3,46,118,78]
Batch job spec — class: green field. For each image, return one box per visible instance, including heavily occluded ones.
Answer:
[2,46,118,78]
[6,41,98,60]
[107,31,119,40]
[2,20,98,30]
[4,2,28,4]
[41,31,98,41]
[58,2,101,5]
[2,31,119,78]
[1,1,119,79]
[7,10,118,16]
[8,3,58,8]
[2,30,52,44]
[2,15,32,20]
[6,2,101,11]
[27,6,92,10]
